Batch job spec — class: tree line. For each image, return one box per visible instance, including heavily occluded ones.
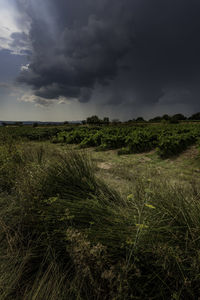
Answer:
[2,112,200,127]
[83,112,200,125]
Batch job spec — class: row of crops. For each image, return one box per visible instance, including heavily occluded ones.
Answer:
[51,124,200,158]
[1,124,200,158]
[0,126,64,141]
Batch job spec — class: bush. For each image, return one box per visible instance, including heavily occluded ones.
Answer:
[157,132,197,158]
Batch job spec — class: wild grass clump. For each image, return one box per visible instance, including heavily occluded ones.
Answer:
[0,140,200,299]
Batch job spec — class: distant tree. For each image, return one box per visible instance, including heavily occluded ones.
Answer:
[188,112,200,120]
[2,122,7,127]
[149,116,162,122]
[86,115,101,125]
[169,116,180,124]
[103,117,109,125]
[136,117,145,122]
[162,114,171,121]
[82,120,86,125]
[168,114,186,124]
[33,122,38,127]
[64,121,69,125]
[172,113,187,121]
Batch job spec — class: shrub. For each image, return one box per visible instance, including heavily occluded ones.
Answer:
[157,132,197,158]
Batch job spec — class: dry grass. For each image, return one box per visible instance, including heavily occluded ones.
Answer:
[0,140,200,299]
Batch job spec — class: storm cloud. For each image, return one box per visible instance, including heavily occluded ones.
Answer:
[17,0,135,101]
[17,0,200,113]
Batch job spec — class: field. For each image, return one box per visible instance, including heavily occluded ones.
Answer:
[0,123,200,299]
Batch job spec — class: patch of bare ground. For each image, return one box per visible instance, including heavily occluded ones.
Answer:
[138,156,152,162]
[97,162,112,170]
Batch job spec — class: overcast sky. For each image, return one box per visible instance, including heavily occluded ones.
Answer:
[0,0,200,121]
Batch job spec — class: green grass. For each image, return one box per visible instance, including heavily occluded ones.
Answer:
[91,145,200,192]
[0,139,200,299]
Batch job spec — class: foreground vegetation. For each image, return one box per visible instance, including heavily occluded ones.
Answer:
[0,131,200,299]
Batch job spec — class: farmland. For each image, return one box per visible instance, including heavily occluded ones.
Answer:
[0,123,200,299]
[51,123,200,158]
[2,122,200,157]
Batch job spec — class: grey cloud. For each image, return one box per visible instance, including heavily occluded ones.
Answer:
[17,0,135,101]
[9,31,31,55]
[16,0,200,114]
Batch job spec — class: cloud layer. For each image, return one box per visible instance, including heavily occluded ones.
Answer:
[17,0,135,103]
[16,0,200,114]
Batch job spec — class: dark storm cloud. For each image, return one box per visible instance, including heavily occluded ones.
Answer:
[17,0,135,101]
[17,0,200,111]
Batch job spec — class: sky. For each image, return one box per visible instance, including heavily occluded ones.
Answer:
[0,0,200,121]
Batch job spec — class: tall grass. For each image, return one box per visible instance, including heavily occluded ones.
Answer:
[0,141,200,299]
